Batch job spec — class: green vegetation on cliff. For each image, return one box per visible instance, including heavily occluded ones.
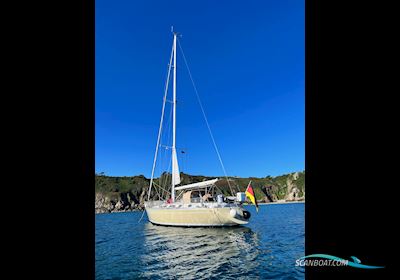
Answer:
[95,171,305,203]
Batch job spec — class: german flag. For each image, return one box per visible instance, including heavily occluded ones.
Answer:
[245,181,259,212]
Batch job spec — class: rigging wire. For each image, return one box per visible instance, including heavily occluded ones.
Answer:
[161,105,173,199]
[148,43,174,200]
[138,209,146,223]
[177,38,234,196]
[159,102,172,196]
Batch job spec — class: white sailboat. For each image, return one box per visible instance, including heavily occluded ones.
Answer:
[144,29,251,227]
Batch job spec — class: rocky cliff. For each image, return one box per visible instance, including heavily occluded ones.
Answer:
[95,171,305,213]
[95,175,149,213]
[95,191,146,214]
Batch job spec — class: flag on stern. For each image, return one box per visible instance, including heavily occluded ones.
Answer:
[245,181,259,212]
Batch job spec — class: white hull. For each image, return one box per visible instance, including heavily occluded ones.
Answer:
[145,202,249,227]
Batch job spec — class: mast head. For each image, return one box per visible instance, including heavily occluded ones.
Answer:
[170,26,182,37]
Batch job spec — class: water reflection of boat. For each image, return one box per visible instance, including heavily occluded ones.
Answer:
[140,223,260,279]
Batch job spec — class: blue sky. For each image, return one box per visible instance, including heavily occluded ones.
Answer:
[96,0,304,178]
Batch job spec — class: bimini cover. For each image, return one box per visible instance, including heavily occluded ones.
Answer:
[174,178,219,191]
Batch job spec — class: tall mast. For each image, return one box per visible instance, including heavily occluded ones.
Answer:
[171,32,177,202]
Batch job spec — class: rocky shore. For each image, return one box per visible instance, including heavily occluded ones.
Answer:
[95,190,146,214]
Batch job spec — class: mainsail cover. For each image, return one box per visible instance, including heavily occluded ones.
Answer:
[172,149,181,185]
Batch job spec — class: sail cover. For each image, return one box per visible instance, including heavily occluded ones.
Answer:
[172,149,181,185]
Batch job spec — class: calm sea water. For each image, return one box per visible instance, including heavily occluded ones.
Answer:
[96,203,304,279]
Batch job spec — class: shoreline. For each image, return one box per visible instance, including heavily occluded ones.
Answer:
[256,200,305,206]
[96,200,305,214]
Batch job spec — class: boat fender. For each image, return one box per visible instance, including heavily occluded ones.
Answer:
[230,209,238,218]
[243,210,251,220]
